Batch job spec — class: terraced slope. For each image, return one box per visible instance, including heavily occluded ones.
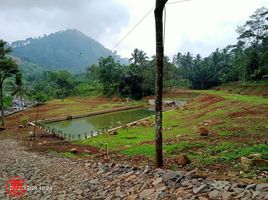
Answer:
[79,91,268,180]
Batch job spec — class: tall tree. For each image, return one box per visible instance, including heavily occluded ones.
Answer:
[12,72,24,109]
[237,7,268,46]
[129,48,149,66]
[154,0,168,168]
[0,39,19,126]
[237,7,268,81]
[129,48,139,65]
[97,56,122,95]
[52,70,74,101]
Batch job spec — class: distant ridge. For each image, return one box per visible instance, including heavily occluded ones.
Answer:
[11,29,126,73]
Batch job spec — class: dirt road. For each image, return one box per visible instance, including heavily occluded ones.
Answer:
[0,139,267,200]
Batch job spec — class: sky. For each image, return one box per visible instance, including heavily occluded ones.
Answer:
[0,0,267,59]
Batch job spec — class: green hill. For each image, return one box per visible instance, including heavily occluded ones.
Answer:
[12,57,46,79]
[11,29,125,73]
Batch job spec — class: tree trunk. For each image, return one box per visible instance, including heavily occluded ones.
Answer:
[0,83,4,126]
[154,0,168,168]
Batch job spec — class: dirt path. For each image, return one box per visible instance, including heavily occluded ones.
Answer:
[0,139,93,199]
[1,139,268,200]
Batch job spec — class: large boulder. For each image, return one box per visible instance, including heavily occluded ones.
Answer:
[197,127,209,136]
[70,148,78,154]
[176,154,191,166]
[240,157,252,170]
[162,170,178,183]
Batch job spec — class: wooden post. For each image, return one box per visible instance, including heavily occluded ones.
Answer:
[105,143,108,158]
[33,106,39,148]
[154,0,168,168]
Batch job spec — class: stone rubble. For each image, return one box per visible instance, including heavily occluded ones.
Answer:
[0,139,267,200]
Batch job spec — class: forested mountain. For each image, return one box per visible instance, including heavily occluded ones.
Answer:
[10,29,125,73]
[12,57,46,81]
[2,7,266,103]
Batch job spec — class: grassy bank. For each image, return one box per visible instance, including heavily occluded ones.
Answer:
[3,89,267,181]
[77,90,268,179]
[5,97,146,128]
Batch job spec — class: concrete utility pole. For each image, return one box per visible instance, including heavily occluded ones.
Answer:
[154,0,168,168]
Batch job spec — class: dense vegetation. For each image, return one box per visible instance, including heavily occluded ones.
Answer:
[2,7,268,103]
[11,29,126,73]
[0,40,20,125]
[22,50,180,101]
[173,7,268,89]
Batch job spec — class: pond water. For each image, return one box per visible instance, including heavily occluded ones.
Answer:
[46,109,154,140]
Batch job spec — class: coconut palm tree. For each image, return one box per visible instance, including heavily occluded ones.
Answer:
[129,48,149,66]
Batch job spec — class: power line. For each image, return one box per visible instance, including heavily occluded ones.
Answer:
[112,0,193,51]
[112,7,153,51]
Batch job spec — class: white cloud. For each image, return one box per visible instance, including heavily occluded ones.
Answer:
[0,0,129,44]
[0,0,267,59]
[112,0,268,58]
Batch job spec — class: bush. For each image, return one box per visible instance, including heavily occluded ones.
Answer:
[3,96,13,109]
[20,116,29,127]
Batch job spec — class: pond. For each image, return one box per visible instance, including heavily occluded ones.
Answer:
[46,108,154,140]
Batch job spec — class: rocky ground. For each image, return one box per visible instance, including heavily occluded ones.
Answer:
[0,139,267,200]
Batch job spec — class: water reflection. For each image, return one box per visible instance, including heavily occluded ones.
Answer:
[47,109,153,140]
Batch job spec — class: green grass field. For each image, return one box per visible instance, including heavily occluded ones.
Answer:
[75,90,268,178]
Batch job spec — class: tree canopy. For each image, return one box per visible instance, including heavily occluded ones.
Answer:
[4,7,267,103]
[0,39,20,125]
